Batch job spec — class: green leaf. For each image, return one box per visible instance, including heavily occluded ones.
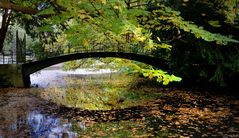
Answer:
[208,20,221,28]
[36,7,55,16]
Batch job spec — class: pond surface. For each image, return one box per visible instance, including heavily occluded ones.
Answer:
[1,64,239,137]
[0,88,79,138]
[0,64,117,138]
[30,63,116,88]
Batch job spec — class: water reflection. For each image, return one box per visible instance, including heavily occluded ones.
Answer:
[0,110,80,138]
[27,111,78,138]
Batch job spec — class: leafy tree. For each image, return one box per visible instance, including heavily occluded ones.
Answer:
[0,0,39,51]
[1,0,238,87]
[0,0,67,51]
[145,0,239,87]
[37,0,239,86]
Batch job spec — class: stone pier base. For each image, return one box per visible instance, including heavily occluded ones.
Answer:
[0,64,30,87]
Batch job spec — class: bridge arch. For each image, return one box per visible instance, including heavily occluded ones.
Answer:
[22,52,168,76]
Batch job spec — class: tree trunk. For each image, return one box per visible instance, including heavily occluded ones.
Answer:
[0,9,12,52]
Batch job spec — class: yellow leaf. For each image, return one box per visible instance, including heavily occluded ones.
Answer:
[114,6,119,9]
[157,37,161,42]
[79,10,86,14]
[83,39,89,47]
[101,0,106,4]
[135,35,146,42]
[79,14,88,19]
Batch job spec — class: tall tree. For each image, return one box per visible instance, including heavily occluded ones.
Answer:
[0,9,12,51]
[0,0,64,51]
[0,0,38,51]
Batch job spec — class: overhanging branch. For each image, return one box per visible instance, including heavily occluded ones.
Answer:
[0,1,38,14]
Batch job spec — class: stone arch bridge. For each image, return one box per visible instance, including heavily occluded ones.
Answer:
[0,52,168,87]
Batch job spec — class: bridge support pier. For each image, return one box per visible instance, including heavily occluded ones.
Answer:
[0,64,30,88]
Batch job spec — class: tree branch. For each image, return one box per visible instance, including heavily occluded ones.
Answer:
[89,0,102,16]
[0,1,38,14]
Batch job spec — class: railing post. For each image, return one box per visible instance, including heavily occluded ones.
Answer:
[3,53,4,64]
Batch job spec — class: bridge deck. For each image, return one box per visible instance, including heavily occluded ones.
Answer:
[22,52,168,76]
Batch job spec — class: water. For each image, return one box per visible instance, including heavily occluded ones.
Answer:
[30,63,116,88]
[27,111,79,138]
[0,89,81,138]
[0,63,116,137]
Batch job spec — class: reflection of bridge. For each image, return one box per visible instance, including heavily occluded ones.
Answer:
[0,49,168,87]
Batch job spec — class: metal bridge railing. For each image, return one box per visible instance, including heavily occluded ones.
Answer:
[0,50,34,64]
[0,45,153,64]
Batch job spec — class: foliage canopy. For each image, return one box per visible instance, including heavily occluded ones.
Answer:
[1,0,239,87]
